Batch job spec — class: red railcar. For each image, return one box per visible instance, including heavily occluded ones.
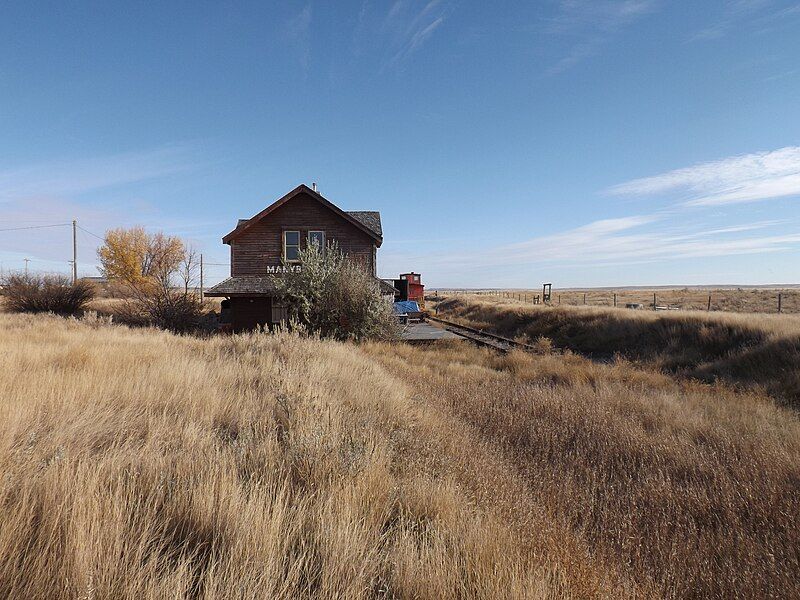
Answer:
[395,272,425,308]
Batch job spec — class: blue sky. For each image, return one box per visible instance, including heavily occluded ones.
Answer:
[1,0,799,287]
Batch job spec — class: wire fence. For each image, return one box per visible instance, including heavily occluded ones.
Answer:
[432,288,800,315]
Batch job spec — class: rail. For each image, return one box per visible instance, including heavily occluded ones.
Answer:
[426,315,538,353]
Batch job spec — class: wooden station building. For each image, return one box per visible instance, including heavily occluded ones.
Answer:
[206,184,390,331]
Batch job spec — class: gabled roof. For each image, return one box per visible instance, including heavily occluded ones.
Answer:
[347,211,382,238]
[223,184,383,246]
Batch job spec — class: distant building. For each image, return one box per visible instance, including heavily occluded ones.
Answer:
[206,184,391,331]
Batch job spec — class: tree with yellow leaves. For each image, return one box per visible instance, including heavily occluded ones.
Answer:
[98,227,185,288]
[97,227,206,331]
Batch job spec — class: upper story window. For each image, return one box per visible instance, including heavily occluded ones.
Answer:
[308,230,325,254]
[283,230,300,262]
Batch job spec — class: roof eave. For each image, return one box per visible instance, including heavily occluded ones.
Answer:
[204,291,274,297]
[222,184,382,244]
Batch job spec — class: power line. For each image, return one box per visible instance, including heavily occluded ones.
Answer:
[0,223,71,233]
[76,224,104,240]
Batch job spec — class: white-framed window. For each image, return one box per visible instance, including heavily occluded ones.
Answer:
[308,230,325,254]
[283,230,300,262]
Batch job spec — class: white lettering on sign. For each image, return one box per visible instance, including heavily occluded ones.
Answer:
[266,265,302,274]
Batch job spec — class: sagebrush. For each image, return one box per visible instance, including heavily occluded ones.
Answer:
[274,243,397,341]
[0,273,95,314]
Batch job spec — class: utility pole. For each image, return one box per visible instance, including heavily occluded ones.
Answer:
[199,254,204,301]
[24,258,30,276]
[72,219,77,283]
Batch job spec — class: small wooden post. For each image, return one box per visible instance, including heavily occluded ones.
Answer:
[653,292,657,311]
[613,293,617,307]
[778,293,782,314]
[707,295,711,312]
[558,294,561,304]
[583,293,586,305]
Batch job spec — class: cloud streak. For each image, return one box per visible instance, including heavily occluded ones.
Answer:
[608,146,800,206]
[0,146,196,203]
[283,5,313,72]
[381,214,800,277]
[691,0,771,41]
[380,0,448,71]
[545,0,657,74]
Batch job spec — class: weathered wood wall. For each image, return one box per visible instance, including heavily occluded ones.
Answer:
[230,192,376,276]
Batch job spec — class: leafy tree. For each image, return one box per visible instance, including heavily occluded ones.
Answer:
[274,243,397,341]
[98,227,185,289]
[97,227,206,332]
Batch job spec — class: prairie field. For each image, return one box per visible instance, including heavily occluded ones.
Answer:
[434,286,800,314]
[0,311,798,598]
[433,294,800,408]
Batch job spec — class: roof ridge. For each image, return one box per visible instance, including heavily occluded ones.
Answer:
[222,184,382,245]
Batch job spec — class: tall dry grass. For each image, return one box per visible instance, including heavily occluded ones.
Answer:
[434,295,800,407]
[2,311,798,598]
[0,312,563,599]
[364,341,800,599]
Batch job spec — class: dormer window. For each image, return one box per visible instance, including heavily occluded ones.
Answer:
[308,230,325,254]
[283,230,300,262]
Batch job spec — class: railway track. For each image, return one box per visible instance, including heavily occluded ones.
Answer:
[426,315,537,353]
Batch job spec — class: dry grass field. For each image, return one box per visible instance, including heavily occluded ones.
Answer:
[0,311,798,598]
[434,294,800,407]
[434,286,800,314]
[0,313,559,599]
[364,341,800,599]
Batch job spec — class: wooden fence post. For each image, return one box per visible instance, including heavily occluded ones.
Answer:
[653,292,657,311]
[707,295,711,312]
[613,293,617,307]
[583,293,586,305]
[778,293,782,314]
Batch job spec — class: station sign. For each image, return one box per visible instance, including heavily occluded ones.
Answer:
[266,265,302,274]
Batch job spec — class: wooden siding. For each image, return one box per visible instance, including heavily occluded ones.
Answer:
[230,297,272,332]
[231,192,376,276]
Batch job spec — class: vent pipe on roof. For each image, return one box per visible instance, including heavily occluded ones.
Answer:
[312,182,317,192]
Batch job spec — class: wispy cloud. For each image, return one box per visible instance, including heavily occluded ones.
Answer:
[510,216,800,263]
[283,4,313,72]
[544,0,657,75]
[0,146,196,203]
[691,0,771,41]
[380,0,449,71]
[382,214,800,280]
[608,146,800,206]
